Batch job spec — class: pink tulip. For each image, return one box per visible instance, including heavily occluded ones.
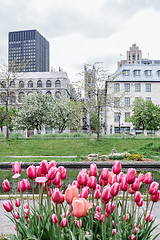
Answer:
[112,229,116,236]
[94,211,101,220]
[52,172,61,186]
[149,181,159,195]
[110,174,116,186]
[13,161,21,174]
[123,213,129,221]
[88,176,96,190]
[135,191,141,203]
[60,218,67,227]
[80,187,90,199]
[35,176,48,183]
[99,175,108,186]
[27,165,36,179]
[3,200,13,212]
[94,189,101,199]
[51,213,58,223]
[75,219,82,228]
[110,182,119,196]
[48,160,57,169]
[52,188,62,204]
[36,166,41,177]
[15,212,19,219]
[120,177,128,192]
[151,190,160,202]
[77,173,88,186]
[40,160,48,175]
[80,169,88,174]
[144,172,152,185]
[101,168,109,181]
[137,173,144,183]
[72,198,93,218]
[96,206,100,212]
[130,234,136,240]
[131,178,140,191]
[24,203,29,209]
[2,179,10,192]
[112,161,121,175]
[145,211,153,222]
[24,208,29,218]
[23,179,30,191]
[15,199,21,207]
[65,185,79,204]
[89,164,97,177]
[106,202,116,214]
[133,227,138,235]
[117,172,125,183]
[126,168,136,184]
[58,166,67,180]
[18,181,25,193]
[137,198,143,207]
[102,186,112,203]
[48,167,57,180]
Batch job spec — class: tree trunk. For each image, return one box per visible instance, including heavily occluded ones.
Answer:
[6,90,9,140]
[97,103,100,141]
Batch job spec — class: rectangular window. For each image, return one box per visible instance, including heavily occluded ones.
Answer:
[114,83,120,92]
[123,70,130,76]
[145,83,151,92]
[135,83,141,92]
[114,112,121,122]
[145,70,152,77]
[146,97,151,101]
[125,97,130,107]
[134,70,140,76]
[124,83,130,92]
[125,112,130,122]
[114,97,120,107]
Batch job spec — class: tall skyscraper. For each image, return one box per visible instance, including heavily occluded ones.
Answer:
[8,29,49,72]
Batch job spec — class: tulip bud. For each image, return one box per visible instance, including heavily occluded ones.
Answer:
[130,234,136,240]
[126,168,136,184]
[77,173,88,186]
[136,198,143,207]
[99,175,108,186]
[75,219,82,228]
[3,200,13,212]
[27,165,36,179]
[15,199,21,207]
[133,227,138,235]
[94,189,101,199]
[102,186,112,203]
[48,167,57,180]
[24,203,29,209]
[151,191,160,202]
[144,172,152,185]
[131,178,140,191]
[89,164,97,177]
[13,161,21,174]
[110,182,119,196]
[112,229,116,236]
[60,218,68,227]
[117,172,125,183]
[23,179,30,191]
[106,202,116,214]
[15,212,19,219]
[137,173,144,183]
[80,187,90,199]
[123,213,129,221]
[110,174,116,186]
[101,168,109,181]
[53,172,61,186]
[88,176,96,190]
[40,160,48,175]
[145,211,153,222]
[96,206,100,212]
[48,160,56,169]
[112,161,121,175]
[51,213,58,223]
[135,191,141,203]
[149,181,159,195]
[24,208,29,218]
[2,179,10,192]
[52,188,62,204]
[120,177,128,192]
[58,166,67,180]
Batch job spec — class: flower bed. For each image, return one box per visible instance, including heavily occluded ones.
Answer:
[2,160,160,240]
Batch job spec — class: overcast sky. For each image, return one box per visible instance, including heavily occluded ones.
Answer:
[0,0,160,82]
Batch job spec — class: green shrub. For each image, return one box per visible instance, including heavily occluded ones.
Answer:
[126,153,143,161]
[0,133,5,139]
[9,132,24,139]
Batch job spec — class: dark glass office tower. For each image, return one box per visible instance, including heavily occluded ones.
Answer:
[8,30,49,72]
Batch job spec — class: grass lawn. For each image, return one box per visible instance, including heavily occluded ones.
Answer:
[0,138,160,162]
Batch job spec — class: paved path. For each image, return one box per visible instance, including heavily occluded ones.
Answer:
[0,199,160,239]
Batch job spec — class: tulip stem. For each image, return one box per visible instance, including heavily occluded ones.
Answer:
[32,179,35,209]
[124,184,130,221]
[146,185,149,216]
[121,191,125,217]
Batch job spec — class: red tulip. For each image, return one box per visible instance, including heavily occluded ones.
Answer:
[136,198,143,207]
[149,181,159,195]
[80,187,90,199]
[131,178,140,191]
[51,213,58,223]
[88,176,96,190]
[130,234,136,240]
[53,172,61,186]
[2,179,10,192]
[58,166,67,180]
[135,191,141,203]
[96,206,100,212]
[120,177,128,192]
[48,167,57,180]
[144,172,152,185]
[77,173,88,186]
[112,161,121,175]
[112,229,116,236]
[27,165,36,179]
[13,161,21,174]
[151,190,160,202]
[101,168,109,181]
[15,199,21,207]
[94,189,101,199]
[3,200,13,212]
[40,160,48,175]
[126,168,136,184]
[110,182,119,196]
[89,164,97,177]
[102,186,112,203]
[99,175,108,186]
[60,218,68,227]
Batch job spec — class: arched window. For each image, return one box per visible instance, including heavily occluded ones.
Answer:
[1,92,6,103]
[18,92,25,103]
[10,92,16,103]
[28,81,33,88]
[55,80,61,88]
[10,81,15,88]
[1,81,6,88]
[28,91,33,95]
[46,91,52,96]
[55,91,61,99]
[46,80,51,87]
[37,80,42,88]
[19,81,24,88]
